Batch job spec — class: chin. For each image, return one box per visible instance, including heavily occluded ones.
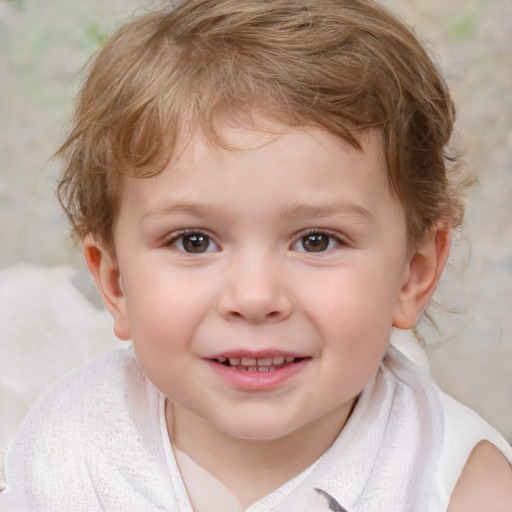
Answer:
[216,417,302,442]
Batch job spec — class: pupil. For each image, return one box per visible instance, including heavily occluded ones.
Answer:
[302,234,329,252]
[183,234,209,253]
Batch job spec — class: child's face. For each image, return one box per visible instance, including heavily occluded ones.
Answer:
[95,120,419,441]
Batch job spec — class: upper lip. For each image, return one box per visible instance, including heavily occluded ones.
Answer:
[207,350,307,360]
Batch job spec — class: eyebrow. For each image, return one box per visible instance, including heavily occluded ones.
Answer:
[277,203,376,223]
[140,201,375,224]
[140,201,237,222]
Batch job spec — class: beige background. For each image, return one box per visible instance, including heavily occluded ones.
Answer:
[1,0,511,473]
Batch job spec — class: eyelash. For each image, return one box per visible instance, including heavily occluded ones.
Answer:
[163,230,220,254]
[291,229,346,253]
[163,229,346,255]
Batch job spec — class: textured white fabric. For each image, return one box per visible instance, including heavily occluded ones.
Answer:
[1,346,511,512]
[0,349,181,511]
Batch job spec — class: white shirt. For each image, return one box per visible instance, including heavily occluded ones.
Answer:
[1,347,511,512]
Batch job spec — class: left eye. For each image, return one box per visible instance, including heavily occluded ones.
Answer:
[172,233,219,253]
[292,233,341,252]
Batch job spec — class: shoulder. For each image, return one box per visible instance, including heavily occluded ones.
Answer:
[432,391,512,512]
[448,440,512,512]
[6,347,139,453]
[8,347,151,451]
[17,347,144,426]
[3,348,161,507]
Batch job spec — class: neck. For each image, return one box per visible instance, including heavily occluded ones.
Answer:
[166,400,355,507]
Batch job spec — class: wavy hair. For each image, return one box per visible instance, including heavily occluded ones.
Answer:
[57,0,467,249]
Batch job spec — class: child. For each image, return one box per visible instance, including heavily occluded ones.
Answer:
[1,0,511,510]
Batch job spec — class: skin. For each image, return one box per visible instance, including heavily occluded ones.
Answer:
[84,119,510,509]
[449,441,512,512]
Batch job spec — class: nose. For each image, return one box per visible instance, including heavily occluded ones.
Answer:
[216,252,293,323]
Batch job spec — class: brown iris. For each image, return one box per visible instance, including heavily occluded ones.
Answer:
[301,233,330,252]
[182,234,211,253]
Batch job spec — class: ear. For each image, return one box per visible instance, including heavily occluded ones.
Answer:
[392,220,451,330]
[83,235,131,340]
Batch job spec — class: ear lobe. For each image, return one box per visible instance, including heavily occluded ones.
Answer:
[392,221,452,330]
[83,235,131,340]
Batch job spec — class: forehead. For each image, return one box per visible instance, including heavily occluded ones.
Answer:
[117,119,403,230]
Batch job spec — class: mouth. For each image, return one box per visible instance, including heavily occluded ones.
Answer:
[211,355,306,373]
[206,352,310,390]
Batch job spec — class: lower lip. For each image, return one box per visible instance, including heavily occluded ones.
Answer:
[206,358,310,392]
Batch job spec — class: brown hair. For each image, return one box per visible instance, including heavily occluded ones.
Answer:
[56,0,466,249]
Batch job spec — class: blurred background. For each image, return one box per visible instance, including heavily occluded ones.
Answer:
[1,0,511,475]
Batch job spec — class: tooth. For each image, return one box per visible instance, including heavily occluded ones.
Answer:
[247,366,257,372]
[241,357,256,366]
[257,358,272,366]
[258,366,270,372]
[285,356,295,363]
[217,357,227,363]
[229,357,241,365]
[272,356,285,365]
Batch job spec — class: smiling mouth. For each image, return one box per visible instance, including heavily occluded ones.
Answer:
[213,355,305,372]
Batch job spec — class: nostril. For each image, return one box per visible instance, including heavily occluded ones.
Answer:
[226,309,283,322]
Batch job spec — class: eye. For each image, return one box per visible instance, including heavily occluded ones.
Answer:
[292,232,341,253]
[171,232,219,254]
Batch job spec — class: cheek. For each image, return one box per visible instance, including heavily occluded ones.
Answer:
[126,286,196,396]
[126,292,193,348]
[302,260,402,372]
[122,266,218,361]
[124,260,209,313]
[306,263,402,325]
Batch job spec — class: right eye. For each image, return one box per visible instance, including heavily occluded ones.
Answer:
[291,230,343,253]
[170,232,219,254]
